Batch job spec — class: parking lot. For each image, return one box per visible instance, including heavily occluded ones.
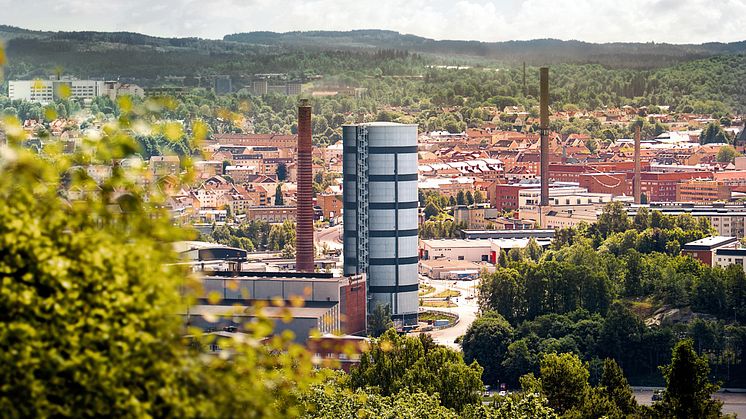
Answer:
[634,389,746,417]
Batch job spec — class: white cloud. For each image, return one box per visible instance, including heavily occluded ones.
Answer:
[0,0,743,43]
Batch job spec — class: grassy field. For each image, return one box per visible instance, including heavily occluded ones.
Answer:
[422,300,457,308]
[418,284,435,296]
[418,311,453,322]
[433,289,461,298]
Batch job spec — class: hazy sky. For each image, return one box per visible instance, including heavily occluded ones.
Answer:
[1,0,744,44]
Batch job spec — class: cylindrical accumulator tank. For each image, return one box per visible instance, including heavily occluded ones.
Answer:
[342,122,419,325]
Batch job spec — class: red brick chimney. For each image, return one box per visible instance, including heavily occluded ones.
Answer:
[296,99,315,272]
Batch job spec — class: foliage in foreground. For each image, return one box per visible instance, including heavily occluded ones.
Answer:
[349,330,483,412]
[302,373,557,419]
[0,107,321,417]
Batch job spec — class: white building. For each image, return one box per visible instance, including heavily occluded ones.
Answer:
[9,79,143,104]
[419,237,552,264]
[518,185,612,212]
[103,81,145,100]
[9,80,105,103]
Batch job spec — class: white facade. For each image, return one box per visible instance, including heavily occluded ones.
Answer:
[420,239,492,262]
[9,79,106,104]
[8,79,143,104]
[714,249,746,272]
[518,186,612,211]
[710,215,746,238]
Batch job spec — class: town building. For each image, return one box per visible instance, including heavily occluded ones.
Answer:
[244,206,296,223]
[676,179,731,203]
[9,79,106,103]
[453,205,498,230]
[149,155,180,176]
[176,241,367,341]
[681,236,739,266]
[318,193,342,221]
[628,203,746,238]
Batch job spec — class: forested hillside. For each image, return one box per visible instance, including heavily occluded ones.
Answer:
[2,25,745,114]
[224,29,746,69]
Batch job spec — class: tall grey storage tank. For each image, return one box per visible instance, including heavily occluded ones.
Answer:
[343,122,419,326]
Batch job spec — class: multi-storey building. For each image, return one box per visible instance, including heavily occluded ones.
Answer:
[518,185,612,212]
[628,203,746,238]
[149,155,180,176]
[343,122,419,326]
[9,79,105,103]
[211,133,298,149]
[629,172,714,202]
[488,182,534,211]
[681,236,739,266]
[676,179,731,203]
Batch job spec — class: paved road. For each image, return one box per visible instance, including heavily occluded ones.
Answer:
[634,389,746,417]
[420,277,480,350]
[315,224,342,250]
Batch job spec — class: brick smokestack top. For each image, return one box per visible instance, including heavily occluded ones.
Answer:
[296,99,314,272]
[540,67,549,207]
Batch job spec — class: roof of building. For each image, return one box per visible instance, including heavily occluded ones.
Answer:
[182,304,336,319]
[682,236,738,251]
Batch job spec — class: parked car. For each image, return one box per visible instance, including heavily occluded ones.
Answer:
[652,390,663,401]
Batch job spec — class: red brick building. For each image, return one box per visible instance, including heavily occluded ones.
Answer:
[578,172,629,196]
[676,179,731,203]
[488,183,534,211]
[550,162,643,184]
[318,193,343,220]
[629,171,714,202]
[339,274,367,336]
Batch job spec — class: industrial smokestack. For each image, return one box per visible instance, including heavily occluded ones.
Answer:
[634,125,642,204]
[522,62,527,96]
[296,99,315,272]
[540,67,549,207]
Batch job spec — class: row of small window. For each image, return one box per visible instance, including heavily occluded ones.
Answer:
[717,258,745,266]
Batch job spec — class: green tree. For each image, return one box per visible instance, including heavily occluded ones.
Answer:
[350,329,483,412]
[457,190,467,206]
[467,392,557,419]
[537,352,590,414]
[368,304,394,337]
[466,190,475,206]
[597,202,631,238]
[275,184,284,205]
[0,115,319,417]
[658,339,723,418]
[276,162,288,181]
[478,268,525,323]
[700,122,730,145]
[497,248,509,268]
[473,190,485,204]
[526,238,543,261]
[424,201,441,220]
[461,312,514,385]
[598,358,637,415]
[301,383,459,418]
[717,145,739,163]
